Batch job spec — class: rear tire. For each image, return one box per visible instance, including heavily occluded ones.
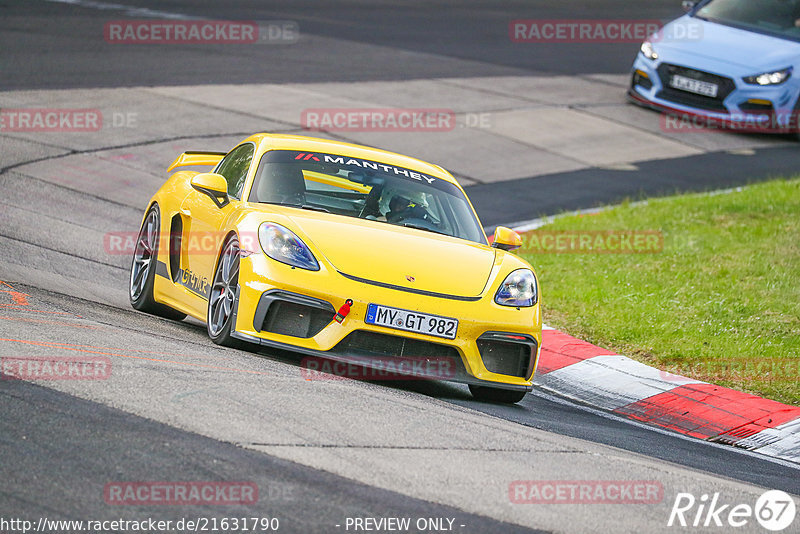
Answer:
[207,235,249,349]
[469,384,527,404]
[129,205,186,321]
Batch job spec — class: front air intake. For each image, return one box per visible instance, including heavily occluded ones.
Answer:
[253,290,335,338]
[261,300,334,338]
[477,332,537,379]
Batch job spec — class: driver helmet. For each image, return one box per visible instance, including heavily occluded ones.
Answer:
[378,186,428,216]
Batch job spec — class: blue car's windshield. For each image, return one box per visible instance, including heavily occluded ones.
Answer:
[696,0,800,41]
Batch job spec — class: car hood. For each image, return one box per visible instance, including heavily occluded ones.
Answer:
[655,16,800,70]
[287,211,496,298]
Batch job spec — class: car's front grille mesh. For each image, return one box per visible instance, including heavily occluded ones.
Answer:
[331,331,466,378]
[335,330,459,359]
[261,301,333,338]
[656,63,736,112]
[477,339,532,379]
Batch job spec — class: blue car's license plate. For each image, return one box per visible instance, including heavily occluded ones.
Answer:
[670,74,718,98]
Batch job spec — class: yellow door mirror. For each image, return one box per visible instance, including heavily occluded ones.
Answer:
[190,173,229,208]
[492,226,522,251]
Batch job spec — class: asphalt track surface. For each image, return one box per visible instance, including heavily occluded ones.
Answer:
[473,144,800,228]
[2,0,688,89]
[2,1,799,533]
[2,378,537,533]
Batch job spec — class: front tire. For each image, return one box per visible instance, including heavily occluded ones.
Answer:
[129,205,186,321]
[469,384,527,404]
[207,235,248,349]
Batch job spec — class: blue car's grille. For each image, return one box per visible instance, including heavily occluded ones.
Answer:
[656,64,736,113]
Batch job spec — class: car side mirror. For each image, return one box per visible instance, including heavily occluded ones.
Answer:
[491,226,522,252]
[681,0,696,12]
[190,173,229,208]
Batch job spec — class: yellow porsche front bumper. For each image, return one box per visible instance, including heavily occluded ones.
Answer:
[230,254,541,390]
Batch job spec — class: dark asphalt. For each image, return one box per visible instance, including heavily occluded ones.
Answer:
[471,143,800,228]
[430,383,800,495]
[1,0,685,89]
[0,379,540,533]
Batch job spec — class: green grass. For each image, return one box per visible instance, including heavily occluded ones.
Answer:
[519,178,800,406]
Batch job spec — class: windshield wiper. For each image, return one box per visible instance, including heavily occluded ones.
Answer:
[299,204,330,213]
[401,222,448,236]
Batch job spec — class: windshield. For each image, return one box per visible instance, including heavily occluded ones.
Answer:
[695,0,800,41]
[248,150,486,244]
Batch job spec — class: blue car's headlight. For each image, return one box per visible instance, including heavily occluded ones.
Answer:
[744,67,792,86]
[258,223,319,271]
[495,269,538,308]
[640,41,658,61]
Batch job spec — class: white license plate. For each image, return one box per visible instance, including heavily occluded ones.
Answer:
[365,303,458,340]
[670,74,718,98]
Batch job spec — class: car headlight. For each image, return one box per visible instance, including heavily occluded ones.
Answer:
[640,41,658,61]
[744,67,792,86]
[258,223,319,271]
[495,269,538,308]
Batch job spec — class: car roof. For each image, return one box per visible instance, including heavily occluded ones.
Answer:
[241,133,460,186]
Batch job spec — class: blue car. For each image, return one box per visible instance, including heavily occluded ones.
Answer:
[629,0,800,133]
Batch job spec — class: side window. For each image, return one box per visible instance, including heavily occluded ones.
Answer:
[215,144,254,199]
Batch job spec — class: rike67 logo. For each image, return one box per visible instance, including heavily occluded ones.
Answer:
[668,490,796,531]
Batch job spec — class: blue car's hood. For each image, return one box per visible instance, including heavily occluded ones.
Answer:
[655,16,800,71]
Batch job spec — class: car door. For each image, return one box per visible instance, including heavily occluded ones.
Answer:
[177,143,255,314]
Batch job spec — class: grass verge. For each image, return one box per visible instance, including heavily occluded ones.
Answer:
[519,178,800,406]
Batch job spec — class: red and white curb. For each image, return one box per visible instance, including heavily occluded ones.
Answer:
[505,198,798,464]
[535,326,800,464]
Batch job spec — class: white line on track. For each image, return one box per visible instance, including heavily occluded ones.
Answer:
[44,0,193,20]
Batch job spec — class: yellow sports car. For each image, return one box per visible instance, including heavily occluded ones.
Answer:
[129,134,541,403]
